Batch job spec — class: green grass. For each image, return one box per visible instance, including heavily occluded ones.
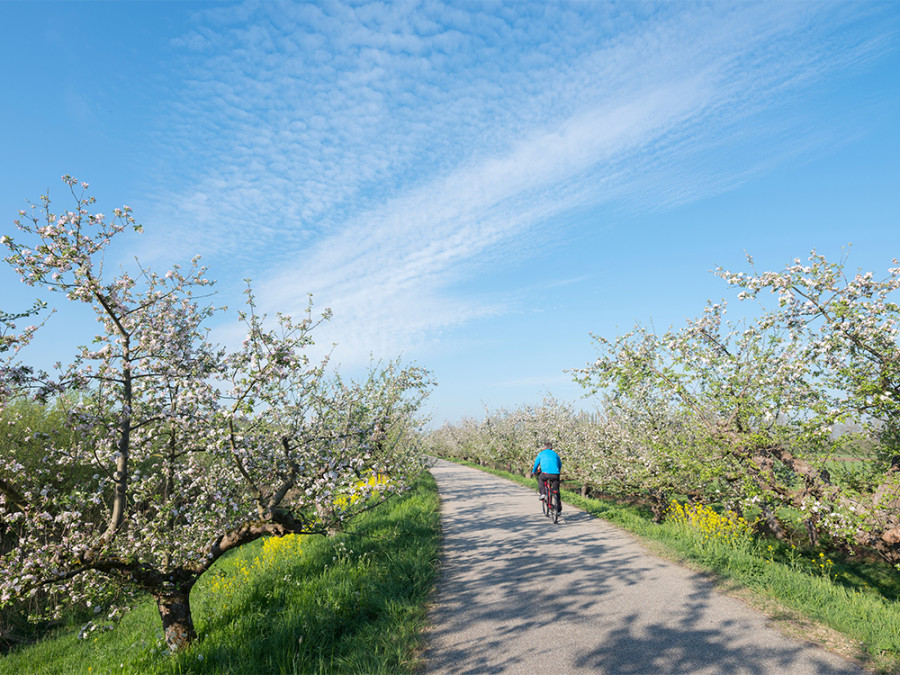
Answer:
[448,458,900,674]
[0,473,442,675]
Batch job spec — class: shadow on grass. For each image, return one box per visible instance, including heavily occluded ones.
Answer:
[158,476,441,675]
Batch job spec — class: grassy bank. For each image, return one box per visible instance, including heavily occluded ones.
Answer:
[449,459,900,674]
[0,472,442,675]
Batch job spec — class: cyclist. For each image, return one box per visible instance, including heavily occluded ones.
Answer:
[529,440,562,513]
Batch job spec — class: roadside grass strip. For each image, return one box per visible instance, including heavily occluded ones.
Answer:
[450,460,900,674]
[0,473,441,675]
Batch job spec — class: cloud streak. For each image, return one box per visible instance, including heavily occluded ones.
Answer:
[135,1,897,367]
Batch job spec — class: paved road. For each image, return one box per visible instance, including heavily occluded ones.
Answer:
[424,459,863,675]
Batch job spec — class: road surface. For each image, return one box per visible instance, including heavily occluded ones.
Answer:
[424,459,863,674]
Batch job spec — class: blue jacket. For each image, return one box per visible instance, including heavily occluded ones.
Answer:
[532,448,561,475]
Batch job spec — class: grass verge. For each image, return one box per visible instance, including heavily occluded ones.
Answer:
[0,472,441,675]
[448,459,900,674]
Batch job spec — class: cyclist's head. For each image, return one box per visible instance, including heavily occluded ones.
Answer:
[542,440,552,449]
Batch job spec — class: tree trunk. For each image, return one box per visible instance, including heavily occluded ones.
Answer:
[757,503,789,541]
[648,489,668,523]
[155,590,197,652]
[804,518,819,547]
[316,502,342,535]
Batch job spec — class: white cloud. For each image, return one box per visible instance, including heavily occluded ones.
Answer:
[133,0,897,368]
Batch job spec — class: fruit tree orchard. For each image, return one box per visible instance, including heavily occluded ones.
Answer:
[431,252,900,566]
[0,177,432,651]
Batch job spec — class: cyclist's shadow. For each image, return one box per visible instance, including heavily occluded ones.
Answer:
[553,509,593,525]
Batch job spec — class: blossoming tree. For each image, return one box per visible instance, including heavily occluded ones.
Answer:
[716,251,900,562]
[573,300,834,523]
[575,252,900,562]
[0,301,48,406]
[0,177,432,651]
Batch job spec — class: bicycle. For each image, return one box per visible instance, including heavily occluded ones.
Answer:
[540,476,561,524]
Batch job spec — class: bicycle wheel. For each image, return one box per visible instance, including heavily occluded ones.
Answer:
[541,488,550,517]
[551,492,560,523]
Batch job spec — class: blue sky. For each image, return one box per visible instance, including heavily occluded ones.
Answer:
[1,1,898,425]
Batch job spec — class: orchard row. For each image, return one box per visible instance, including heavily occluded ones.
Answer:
[430,250,900,567]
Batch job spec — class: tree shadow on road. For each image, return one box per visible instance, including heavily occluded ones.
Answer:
[425,462,862,674]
